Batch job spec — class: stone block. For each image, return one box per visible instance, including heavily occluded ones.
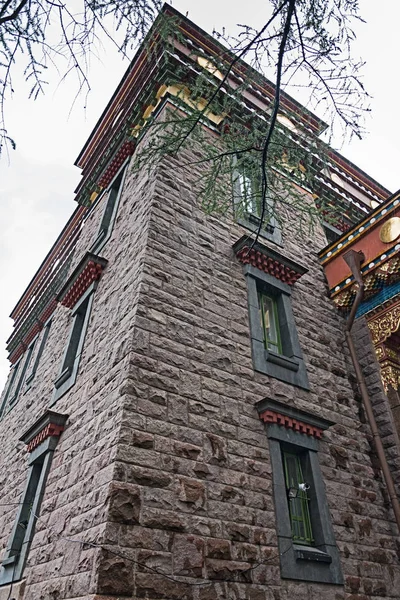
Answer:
[206,558,251,583]
[107,482,141,525]
[204,433,228,465]
[179,477,206,507]
[173,534,204,577]
[96,548,134,596]
[143,508,186,531]
[224,523,251,542]
[135,573,193,599]
[125,465,172,488]
[132,431,155,448]
[206,538,231,560]
[137,549,172,575]
[174,441,202,460]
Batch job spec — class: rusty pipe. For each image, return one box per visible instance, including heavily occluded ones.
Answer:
[343,249,400,534]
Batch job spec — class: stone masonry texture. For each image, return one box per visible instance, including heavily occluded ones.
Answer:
[0,134,400,600]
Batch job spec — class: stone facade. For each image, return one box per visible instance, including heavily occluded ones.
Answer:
[0,143,399,599]
[1,8,400,600]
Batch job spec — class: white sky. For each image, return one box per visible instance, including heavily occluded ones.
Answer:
[0,0,399,387]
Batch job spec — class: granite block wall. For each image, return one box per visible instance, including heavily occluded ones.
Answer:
[0,138,399,600]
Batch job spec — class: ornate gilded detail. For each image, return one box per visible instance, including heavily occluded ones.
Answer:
[379,217,400,243]
[330,254,400,310]
[380,361,400,393]
[368,303,400,392]
[368,303,400,345]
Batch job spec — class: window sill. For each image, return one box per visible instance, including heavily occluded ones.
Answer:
[54,366,73,390]
[266,350,299,372]
[247,213,274,231]
[52,366,77,405]
[1,555,17,567]
[237,216,282,246]
[252,341,309,390]
[294,545,332,564]
[25,373,34,386]
[8,393,17,407]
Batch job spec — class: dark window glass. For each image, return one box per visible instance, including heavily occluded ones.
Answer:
[0,363,20,417]
[91,167,126,253]
[54,296,90,390]
[258,291,282,353]
[25,321,52,388]
[283,451,313,545]
[8,342,36,407]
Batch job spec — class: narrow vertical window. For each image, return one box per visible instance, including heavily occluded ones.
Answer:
[0,411,67,585]
[256,397,343,583]
[283,451,313,545]
[0,362,20,418]
[91,166,127,254]
[6,459,44,562]
[238,169,260,217]
[53,253,106,403]
[258,291,282,354]
[8,341,36,407]
[233,158,282,244]
[53,290,94,402]
[25,321,52,389]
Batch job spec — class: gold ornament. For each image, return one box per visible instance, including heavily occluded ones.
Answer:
[368,303,400,345]
[380,362,400,392]
[379,217,400,243]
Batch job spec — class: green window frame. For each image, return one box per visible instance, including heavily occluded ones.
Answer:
[0,362,20,418]
[283,451,314,545]
[90,164,127,255]
[233,159,282,245]
[25,320,52,390]
[258,290,282,354]
[237,165,261,218]
[0,411,67,586]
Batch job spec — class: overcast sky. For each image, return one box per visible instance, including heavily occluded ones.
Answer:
[1,0,399,388]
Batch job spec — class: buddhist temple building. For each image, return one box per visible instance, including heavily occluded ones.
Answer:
[0,5,399,600]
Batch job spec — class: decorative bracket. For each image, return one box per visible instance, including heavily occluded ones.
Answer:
[256,398,334,439]
[233,236,308,286]
[367,301,400,392]
[20,410,68,453]
[367,303,400,345]
[57,252,107,309]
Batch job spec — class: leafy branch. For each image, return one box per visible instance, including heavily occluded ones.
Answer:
[133,1,368,240]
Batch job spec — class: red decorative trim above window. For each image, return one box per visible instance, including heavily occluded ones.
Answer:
[26,423,65,453]
[57,253,108,309]
[98,140,135,189]
[20,410,68,453]
[233,236,307,286]
[60,261,103,308]
[9,343,27,365]
[39,298,58,325]
[259,409,323,439]
[9,299,58,364]
[256,398,334,440]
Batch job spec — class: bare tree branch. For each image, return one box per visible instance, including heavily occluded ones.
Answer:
[0,0,29,25]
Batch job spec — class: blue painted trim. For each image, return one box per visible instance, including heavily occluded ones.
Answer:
[356,281,400,318]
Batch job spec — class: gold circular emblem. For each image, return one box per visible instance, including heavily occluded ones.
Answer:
[379,217,400,243]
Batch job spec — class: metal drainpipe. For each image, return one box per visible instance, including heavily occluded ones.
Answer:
[343,249,400,534]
